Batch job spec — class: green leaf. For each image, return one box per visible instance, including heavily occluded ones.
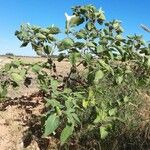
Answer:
[32,64,41,73]
[94,70,104,83]
[11,73,24,82]
[47,26,60,34]
[123,96,129,103]
[40,28,50,34]
[0,86,7,98]
[36,33,46,39]
[85,22,94,31]
[57,53,66,62]
[113,22,120,29]
[4,64,11,72]
[20,69,26,77]
[20,42,29,47]
[116,75,123,85]
[31,43,43,52]
[108,108,117,116]
[82,99,89,108]
[76,30,86,39]
[87,42,96,48]
[98,60,114,75]
[100,126,108,139]
[58,38,74,50]
[60,124,74,145]
[44,45,52,54]
[116,35,123,41]
[12,60,21,67]
[45,98,62,108]
[96,45,105,53]
[97,9,106,24]
[68,16,84,28]
[47,34,56,41]
[69,52,80,65]
[72,113,80,123]
[51,79,58,92]
[44,114,60,136]
[74,42,85,49]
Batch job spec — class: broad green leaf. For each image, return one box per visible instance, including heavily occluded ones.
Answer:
[99,60,109,69]
[66,112,76,124]
[47,26,60,34]
[31,43,43,52]
[0,86,7,98]
[36,33,46,39]
[117,26,124,33]
[116,35,123,40]
[94,70,104,83]
[94,115,101,123]
[108,108,117,116]
[20,69,26,77]
[11,73,24,82]
[72,113,80,123]
[100,126,108,139]
[58,38,74,50]
[113,22,120,29]
[96,45,105,53]
[60,124,74,145]
[82,99,89,108]
[86,22,94,31]
[94,110,107,123]
[44,45,52,54]
[40,28,50,34]
[86,42,96,48]
[12,60,21,67]
[68,16,84,28]
[32,64,41,73]
[97,9,106,24]
[47,34,56,41]
[123,96,129,103]
[76,30,86,39]
[99,60,114,75]
[44,114,60,136]
[45,98,62,108]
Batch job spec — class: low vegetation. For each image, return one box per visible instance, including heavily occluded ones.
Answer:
[0,4,150,149]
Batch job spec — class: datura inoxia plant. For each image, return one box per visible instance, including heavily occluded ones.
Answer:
[0,5,150,145]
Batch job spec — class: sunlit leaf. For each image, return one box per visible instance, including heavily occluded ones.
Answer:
[44,114,60,136]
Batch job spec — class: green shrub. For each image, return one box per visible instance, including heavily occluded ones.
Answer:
[0,4,150,149]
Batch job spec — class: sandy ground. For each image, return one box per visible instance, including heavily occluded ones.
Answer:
[0,93,43,150]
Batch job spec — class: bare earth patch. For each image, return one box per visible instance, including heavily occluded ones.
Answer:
[0,92,59,150]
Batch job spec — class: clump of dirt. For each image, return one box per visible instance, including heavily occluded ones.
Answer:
[0,92,58,150]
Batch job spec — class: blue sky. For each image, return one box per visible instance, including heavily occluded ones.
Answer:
[0,0,150,56]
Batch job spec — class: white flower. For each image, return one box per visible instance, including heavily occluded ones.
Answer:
[65,12,76,32]
[64,12,76,23]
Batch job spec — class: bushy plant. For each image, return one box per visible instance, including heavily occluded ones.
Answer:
[0,4,150,148]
